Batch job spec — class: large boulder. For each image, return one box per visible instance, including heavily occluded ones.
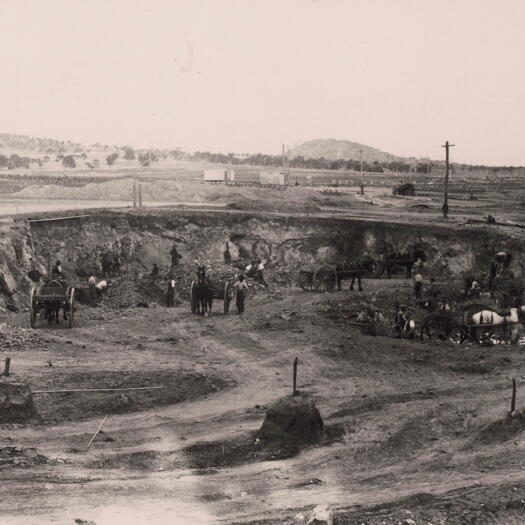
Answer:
[258,394,324,446]
[0,377,37,423]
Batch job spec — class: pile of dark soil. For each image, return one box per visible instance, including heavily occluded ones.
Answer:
[258,393,325,446]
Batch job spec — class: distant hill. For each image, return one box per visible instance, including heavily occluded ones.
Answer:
[289,139,405,163]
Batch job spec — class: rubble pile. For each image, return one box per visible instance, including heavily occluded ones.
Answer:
[0,447,54,468]
[100,275,165,309]
[0,323,49,351]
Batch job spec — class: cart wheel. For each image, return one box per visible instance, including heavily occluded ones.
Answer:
[68,288,75,328]
[29,287,38,329]
[366,257,381,277]
[313,265,337,292]
[298,271,316,292]
[190,281,198,314]
[223,281,231,314]
[421,315,464,343]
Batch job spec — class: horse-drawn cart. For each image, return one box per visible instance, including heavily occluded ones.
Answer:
[298,256,379,292]
[29,279,76,328]
[420,302,523,344]
[190,279,234,315]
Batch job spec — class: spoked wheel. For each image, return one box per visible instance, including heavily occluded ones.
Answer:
[29,287,38,328]
[68,288,75,328]
[366,258,381,277]
[421,315,464,343]
[313,265,337,292]
[223,281,231,314]
[190,281,198,314]
[298,271,317,292]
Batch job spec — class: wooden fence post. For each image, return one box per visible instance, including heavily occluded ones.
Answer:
[293,356,298,396]
[511,378,517,413]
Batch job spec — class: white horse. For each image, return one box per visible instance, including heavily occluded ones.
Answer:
[471,307,525,325]
[471,306,525,343]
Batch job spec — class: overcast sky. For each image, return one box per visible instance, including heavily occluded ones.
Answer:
[1,0,524,165]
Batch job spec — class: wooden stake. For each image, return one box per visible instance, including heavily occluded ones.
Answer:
[293,356,298,396]
[511,378,517,413]
[87,415,108,450]
[3,357,10,376]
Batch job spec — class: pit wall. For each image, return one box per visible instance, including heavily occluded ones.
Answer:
[0,209,522,309]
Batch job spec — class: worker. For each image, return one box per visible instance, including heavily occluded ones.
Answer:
[255,258,267,286]
[486,214,496,224]
[166,275,176,307]
[413,273,423,299]
[88,275,96,289]
[170,244,182,267]
[394,304,409,338]
[427,277,437,296]
[494,250,512,271]
[50,260,63,279]
[151,263,160,277]
[467,277,481,298]
[233,274,248,314]
[95,279,108,297]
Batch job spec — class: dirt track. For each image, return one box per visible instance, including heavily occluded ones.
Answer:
[2,278,525,524]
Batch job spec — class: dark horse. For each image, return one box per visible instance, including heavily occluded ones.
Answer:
[335,256,377,291]
[101,251,121,278]
[194,266,213,315]
[43,278,70,324]
[384,248,426,278]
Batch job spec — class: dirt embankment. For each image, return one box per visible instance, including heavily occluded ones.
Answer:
[0,208,523,310]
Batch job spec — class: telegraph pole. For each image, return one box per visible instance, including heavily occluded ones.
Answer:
[358,149,364,195]
[441,141,455,218]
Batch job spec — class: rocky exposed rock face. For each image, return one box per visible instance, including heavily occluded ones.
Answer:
[0,210,522,310]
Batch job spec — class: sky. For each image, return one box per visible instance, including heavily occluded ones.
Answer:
[1,0,525,165]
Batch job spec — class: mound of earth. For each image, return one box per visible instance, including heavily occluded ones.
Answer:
[472,411,525,446]
[258,393,325,446]
[0,376,38,423]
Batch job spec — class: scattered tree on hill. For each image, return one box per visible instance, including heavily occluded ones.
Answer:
[0,154,8,168]
[62,155,76,168]
[123,147,135,160]
[106,153,119,166]
[138,153,150,167]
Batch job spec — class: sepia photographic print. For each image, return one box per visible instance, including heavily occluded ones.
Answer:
[1,1,525,523]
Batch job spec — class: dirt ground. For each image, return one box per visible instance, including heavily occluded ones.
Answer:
[1,275,525,525]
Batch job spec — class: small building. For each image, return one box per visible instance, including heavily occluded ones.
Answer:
[203,169,235,182]
[259,171,289,186]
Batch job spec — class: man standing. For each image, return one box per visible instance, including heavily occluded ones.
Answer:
[166,275,176,307]
[51,260,63,279]
[170,244,182,267]
[233,274,248,315]
[413,273,423,299]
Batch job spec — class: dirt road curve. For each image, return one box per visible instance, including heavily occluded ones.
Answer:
[2,281,525,524]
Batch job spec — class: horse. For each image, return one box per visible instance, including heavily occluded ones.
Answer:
[470,306,525,343]
[384,248,426,279]
[42,278,70,324]
[194,266,213,316]
[101,251,121,278]
[335,257,377,291]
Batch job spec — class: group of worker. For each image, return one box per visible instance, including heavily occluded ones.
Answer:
[165,244,251,315]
